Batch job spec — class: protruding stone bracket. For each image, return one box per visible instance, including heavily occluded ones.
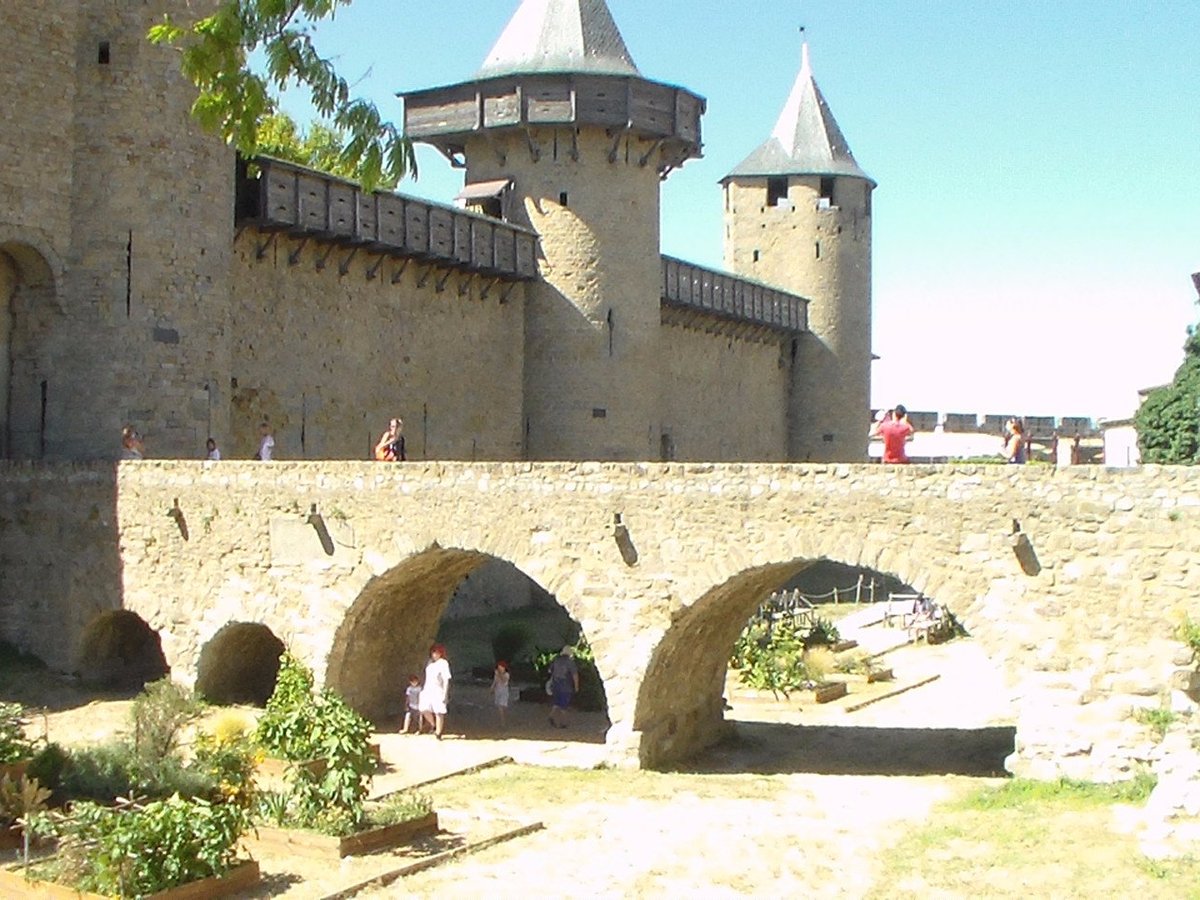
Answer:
[434,268,453,293]
[338,248,358,277]
[365,254,386,281]
[480,277,498,300]
[415,264,433,290]
[637,139,664,168]
[314,243,336,271]
[287,237,308,267]
[606,129,627,164]
[457,273,473,297]
[524,128,542,163]
[499,282,517,304]
[255,231,278,261]
[390,258,410,285]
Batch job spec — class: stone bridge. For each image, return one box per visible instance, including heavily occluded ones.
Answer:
[1,461,1197,778]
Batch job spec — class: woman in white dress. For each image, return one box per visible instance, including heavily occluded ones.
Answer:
[419,644,451,739]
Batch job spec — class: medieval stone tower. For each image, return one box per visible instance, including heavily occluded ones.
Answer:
[0,1,233,460]
[722,44,874,462]
[402,0,705,461]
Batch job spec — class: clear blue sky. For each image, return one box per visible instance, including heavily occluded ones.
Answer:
[275,0,1200,419]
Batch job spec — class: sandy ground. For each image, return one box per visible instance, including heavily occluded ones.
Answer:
[6,622,1019,898]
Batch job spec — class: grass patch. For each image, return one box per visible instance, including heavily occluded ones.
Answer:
[873,773,1200,899]
[957,773,1158,811]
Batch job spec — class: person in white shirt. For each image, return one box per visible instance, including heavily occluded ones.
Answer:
[256,422,275,461]
[205,437,221,460]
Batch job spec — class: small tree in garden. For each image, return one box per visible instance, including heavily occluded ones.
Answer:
[254,652,375,834]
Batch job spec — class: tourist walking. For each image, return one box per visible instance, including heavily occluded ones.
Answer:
[419,644,451,739]
[374,417,406,461]
[491,660,511,730]
[547,645,579,729]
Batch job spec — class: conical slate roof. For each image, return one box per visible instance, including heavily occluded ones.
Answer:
[477,0,640,78]
[725,45,873,184]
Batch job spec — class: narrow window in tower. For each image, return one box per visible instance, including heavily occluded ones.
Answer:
[559,191,569,207]
[98,42,111,65]
[766,177,787,207]
[752,250,760,263]
[815,241,821,259]
[819,176,835,206]
[864,185,872,216]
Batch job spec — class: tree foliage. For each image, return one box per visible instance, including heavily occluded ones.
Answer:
[1136,326,1200,464]
[149,0,413,190]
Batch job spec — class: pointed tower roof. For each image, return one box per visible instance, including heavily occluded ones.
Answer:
[477,0,640,78]
[724,44,873,184]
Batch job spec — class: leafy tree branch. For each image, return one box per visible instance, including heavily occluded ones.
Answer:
[149,0,413,190]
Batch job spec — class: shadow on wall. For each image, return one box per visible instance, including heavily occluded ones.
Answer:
[676,721,1016,778]
[0,463,124,676]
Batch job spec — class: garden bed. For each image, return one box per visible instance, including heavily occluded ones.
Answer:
[0,859,259,899]
[813,682,849,703]
[245,811,439,860]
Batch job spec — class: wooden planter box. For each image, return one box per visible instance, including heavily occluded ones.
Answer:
[257,743,380,779]
[245,810,438,860]
[831,640,859,653]
[0,859,259,899]
[867,668,894,683]
[813,682,848,704]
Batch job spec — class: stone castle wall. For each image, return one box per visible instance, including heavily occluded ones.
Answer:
[227,230,527,461]
[657,325,789,461]
[1,460,1196,777]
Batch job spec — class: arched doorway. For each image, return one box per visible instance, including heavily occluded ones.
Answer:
[0,241,58,459]
[195,622,286,705]
[76,610,169,689]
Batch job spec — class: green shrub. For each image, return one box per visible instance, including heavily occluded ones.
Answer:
[34,794,248,896]
[131,677,202,763]
[1178,617,1200,667]
[255,651,318,761]
[253,651,375,832]
[26,742,69,795]
[1134,707,1177,742]
[803,616,841,649]
[0,702,37,764]
[59,742,213,805]
[369,792,433,827]
[491,623,532,665]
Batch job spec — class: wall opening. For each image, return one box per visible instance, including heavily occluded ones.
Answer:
[767,177,788,207]
[76,610,169,689]
[635,557,1013,772]
[195,622,286,705]
[1,243,57,459]
[325,549,608,744]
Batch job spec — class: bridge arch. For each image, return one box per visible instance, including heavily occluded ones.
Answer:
[324,545,607,724]
[633,539,1011,768]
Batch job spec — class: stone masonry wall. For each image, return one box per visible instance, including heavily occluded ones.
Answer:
[657,324,789,461]
[1,461,1197,777]
[228,230,526,461]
